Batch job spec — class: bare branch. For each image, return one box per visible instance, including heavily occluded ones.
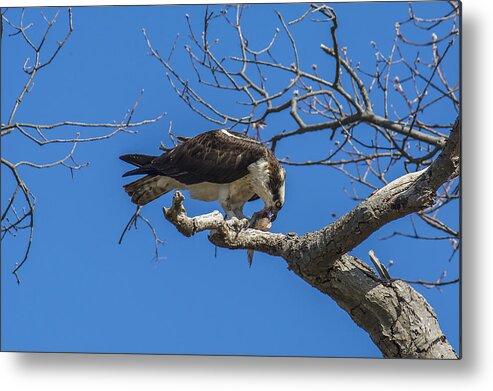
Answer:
[1,8,165,280]
[158,121,459,358]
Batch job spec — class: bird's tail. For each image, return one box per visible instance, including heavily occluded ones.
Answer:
[120,154,157,177]
[120,153,155,167]
[123,175,174,206]
[120,153,177,205]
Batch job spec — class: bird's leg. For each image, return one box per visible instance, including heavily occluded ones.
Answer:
[222,207,250,242]
[221,201,247,224]
[232,209,247,220]
[221,200,249,228]
[232,208,249,228]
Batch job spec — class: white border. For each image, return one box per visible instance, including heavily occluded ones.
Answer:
[2,0,493,390]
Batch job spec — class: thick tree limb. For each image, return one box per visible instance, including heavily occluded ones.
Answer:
[163,121,460,359]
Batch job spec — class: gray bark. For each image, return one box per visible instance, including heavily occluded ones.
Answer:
[163,121,460,359]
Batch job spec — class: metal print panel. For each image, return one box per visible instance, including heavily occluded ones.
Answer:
[1,1,461,358]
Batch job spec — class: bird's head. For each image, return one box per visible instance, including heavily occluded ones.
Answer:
[265,166,286,222]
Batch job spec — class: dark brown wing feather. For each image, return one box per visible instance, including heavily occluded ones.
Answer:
[124,130,271,185]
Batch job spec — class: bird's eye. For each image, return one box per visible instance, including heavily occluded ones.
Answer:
[275,201,282,209]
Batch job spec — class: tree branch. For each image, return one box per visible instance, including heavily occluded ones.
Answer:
[1,9,165,281]
[161,120,460,358]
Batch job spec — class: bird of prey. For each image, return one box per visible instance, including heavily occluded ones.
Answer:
[120,129,286,223]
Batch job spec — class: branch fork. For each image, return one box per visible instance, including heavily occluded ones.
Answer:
[163,191,228,237]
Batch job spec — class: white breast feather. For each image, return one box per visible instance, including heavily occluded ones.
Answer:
[247,158,271,205]
[174,176,253,206]
[184,182,222,202]
[227,175,254,205]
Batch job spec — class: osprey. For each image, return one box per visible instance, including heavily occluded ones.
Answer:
[120,129,286,222]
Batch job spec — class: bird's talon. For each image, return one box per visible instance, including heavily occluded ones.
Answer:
[227,217,246,233]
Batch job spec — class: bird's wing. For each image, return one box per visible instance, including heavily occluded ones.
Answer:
[148,130,268,185]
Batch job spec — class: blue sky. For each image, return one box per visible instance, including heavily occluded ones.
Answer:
[1,2,459,357]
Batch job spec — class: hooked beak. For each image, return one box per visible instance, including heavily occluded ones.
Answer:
[267,208,277,222]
